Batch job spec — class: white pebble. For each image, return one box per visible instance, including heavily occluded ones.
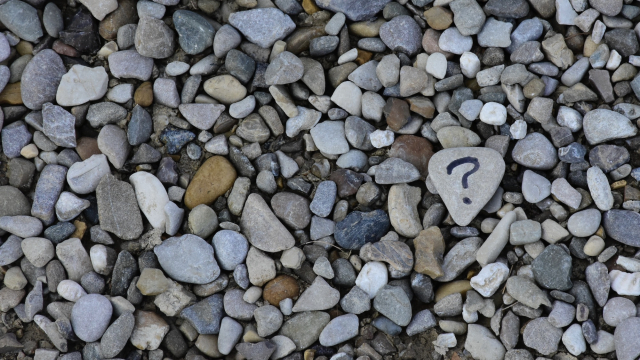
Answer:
[106,84,134,103]
[369,129,394,148]
[355,261,388,299]
[510,120,527,139]
[243,286,263,303]
[57,279,87,302]
[479,102,507,125]
[460,52,481,78]
[606,50,622,71]
[338,48,358,65]
[426,52,447,80]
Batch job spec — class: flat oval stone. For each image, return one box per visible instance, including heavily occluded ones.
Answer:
[154,234,220,284]
[70,294,112,342]
[583,109,637,145]
[184,156,237,209]
[0,0,43,42]
[20,50,66,110]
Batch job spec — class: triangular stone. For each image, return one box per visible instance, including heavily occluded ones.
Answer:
[428,147,505,226]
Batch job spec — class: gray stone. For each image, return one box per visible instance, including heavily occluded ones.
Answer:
[428,147,505,226]
[315,0,390,21]
[70,294,112,342]
[212,230,248,271]
[319,314,359,346]
[0,0,42,42]
[96,174,143,240]
[31,165,66,224]
[86,102,127,128]
[1,121,32,159]
[100,312,134,358]
[154,234,220,284]
[135,17,174,59]
[180,295,224,334]
[523,318,563,355]
[228,9,296,49]
[615,317,640,360]
[254,305,283,337]
[583,109,637,145]
[42,103,76,148]
[379,15,421,56]
[532,244,572,291]
[173,10,214,55]
[280,311,330,350]
[108,50,154,81]
[512,133,558,170]
[97,125,130,169]
[292,277,340,312]
[405,310,437,336]
[241,194,295,253]
[340,286,370,314]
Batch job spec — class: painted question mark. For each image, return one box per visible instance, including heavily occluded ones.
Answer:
[446,157,480,205]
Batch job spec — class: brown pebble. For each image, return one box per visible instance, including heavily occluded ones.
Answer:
[134,82,153,107]
[52,40,79,58]
[424,6,453,30]
[262,275,300,306]
[0,83,22,105]
[355,49,372,65]
[75,137,102,160]
[383,97,411,131]
[302,0,320,14]
[388,135,434,178]
[71,220,87,239]
[184,156,237,209]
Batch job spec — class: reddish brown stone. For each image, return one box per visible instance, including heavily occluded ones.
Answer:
[76,137,101,160]
[383,98,411,131]
[263,275,300,307]
[329,169,364,198]
[388,135,434,178]
[53,40,79,57]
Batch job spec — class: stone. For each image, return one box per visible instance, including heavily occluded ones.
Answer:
[470,262,509,297]
[532,244,572,290]
[583,109,637,145]
[449,0,486,36]
[241,194,295,253]
[70,294,112,342]
[0,0,43,42]
[184,156,237,209]
[212,230,248,271]
[373,285,411,326]
[465,324,506,360]
[280,311,330,350]
[505,276,551,309]
[173,10,214,55]
[319,314,359,346]
[109,50,154,81]
[335,210,390,250]
[228,9,296,48]
[512,133,558,170]
[587,166,614,211]
[292,276,340,312]
[96,174,143,240]
[131,311,170,350]
[97,124,130,169]
[154,234,219,284]
[266,52,304,85]
[134,16,174,59]
[523,318,563,355]
[429,147,505,226]
[100,312,135,358]
[56,65,109,107]
[21,50,66,110]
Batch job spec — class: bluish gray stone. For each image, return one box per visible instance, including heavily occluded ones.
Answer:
[0,0,43,42]
[1,121,32,158]
[180,294,224,334]
[173,10,215,55]
[228,8,296,48]
[154,234,220,284]
[31,165,67,224]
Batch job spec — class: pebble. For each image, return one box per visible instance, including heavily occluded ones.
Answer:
[319,314,359,346]
[70,294,112,342]
[56,66,109,107]
[228,9,296,49]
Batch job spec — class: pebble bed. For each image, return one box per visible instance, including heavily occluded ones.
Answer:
[2,0,640,360]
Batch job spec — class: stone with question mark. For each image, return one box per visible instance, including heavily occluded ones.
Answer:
[428,147,505,226]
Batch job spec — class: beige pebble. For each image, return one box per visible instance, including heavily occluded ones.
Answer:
[583,235,605,257]
[20,144,38,158]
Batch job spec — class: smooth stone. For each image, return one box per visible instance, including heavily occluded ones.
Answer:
[532,244,572,290]
[129,172,169,229]
[179,295,224,335]
[615,317,640,360]
[173,10,214,55]
[373,285,412,326]
[108,50,154,81]
[512,133,558,170]
[583,109,637,144]
[228,8,296,48]
[319,314,359,346]
[240,194,295,253]
[154,234,219,284]
[70,294,112,342]
[523,318,563,355]
[465,324,506,360]
[184,156,236,209]
[21,50,66,110]
[429,147,505,226]
[279,311,330,351]
[0,0,43,41]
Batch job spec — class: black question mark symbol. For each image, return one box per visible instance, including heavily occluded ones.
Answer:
[446,157,480,205]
